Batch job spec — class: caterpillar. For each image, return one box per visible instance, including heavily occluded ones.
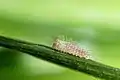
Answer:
[52,36,92,59]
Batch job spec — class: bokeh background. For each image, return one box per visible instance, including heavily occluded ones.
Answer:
[0,0,120,80]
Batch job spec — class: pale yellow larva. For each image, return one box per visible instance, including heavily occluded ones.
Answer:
[52,36,92,59]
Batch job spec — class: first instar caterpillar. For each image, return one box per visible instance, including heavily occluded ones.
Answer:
[52,36,92,59]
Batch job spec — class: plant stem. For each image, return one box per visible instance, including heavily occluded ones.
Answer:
[0,35,119,80]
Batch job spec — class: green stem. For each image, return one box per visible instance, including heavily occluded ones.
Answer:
[0,35,119,80]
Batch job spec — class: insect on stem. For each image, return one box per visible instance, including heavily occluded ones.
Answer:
[52,36,93,59]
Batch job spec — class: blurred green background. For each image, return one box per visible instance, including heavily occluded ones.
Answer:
[0,0,120,80]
